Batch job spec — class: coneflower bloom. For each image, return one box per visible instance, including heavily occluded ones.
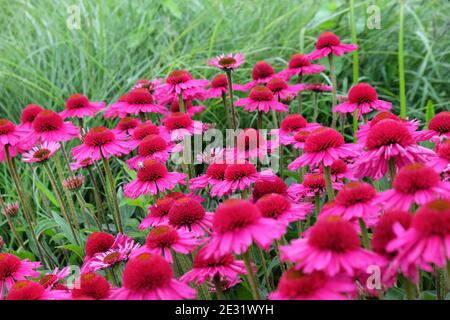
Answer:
[208,53,245,71]
[204,199,286,258]
[319,182,380,227]
[266,77,304,101]
[22,141,60,163]
[288,127,359,170]
[353,119,435,180]
[72,126,130,161]
[422,111,450,141]
[168,99,205,116]
[251,176,288,201]
[333,83,392,118]
[318,159,355,182]
[168,197,213,235]
[210,162,261,197]
[161,70,208,101]
[376,163,450,211]
[6,280,69,300]
[127,121,163,149]
[229,128,275,161]
[195,147,225,164]
[110,88,166,116]
[60,94,105,119]
[281,216,382,276]
[278,53,326,80]
[189,162,228,191]
[427,140,450,173]
[111,253,196,300]
[0,253,41,298]
[131,225,201,263]
[256,193,313,225]
[71,272,112,300]
[126,134,181,169]
[2,202,19,218]
[387,200,450,282]
[235,61,276,91]
[104,94,129,119]
[115,116,141,135]
[206,74,230,98]
[278,114,320,145]
[181,246,247,286]
[0,119,26,151]
[269,269,356,300]
[160,112,207,141]
[235,86,287,113]
[302,82,333,93]
[307,31,358,60]
[70,157,94,171]
[287,173,342,202]
[18,104,44,131]
[83,232,136,261]
[133,78,163,92]
[39,267,70,290]
[124,160,186,198]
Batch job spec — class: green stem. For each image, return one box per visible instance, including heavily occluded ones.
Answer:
[242,250,261,300]
[349,0,359,85]
[314,191,321,216]
[388,158,396,188]
[257,111,263,130]
[398,0,407,118]
[213,275,226,300]
[359,218,370,249]
[221,91,231,129]
[328,55,338,128]
[257,247,273,291]
[323,165,335,201]
[87,166,108,231]
[225,69,238,130]
[178,94,186,114]
[297,74,303,114]
[101,154,124,233]
[352,110,358,142]
[404,276,416,300]
[312,92,318,122]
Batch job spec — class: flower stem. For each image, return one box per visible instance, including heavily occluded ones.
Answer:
[358,218,370,249]
[297,74,303,114]
[87,166,108,232]
[242,250,261,300]
[314,191,321,216]
[101,154,124,233]
[352,110,358,142]
[403,276,416,300]
[312,92,319,122]
[323,165,335,201]
[349,0,359,85]
[388,158,396,188]
[213,275,226,300]
[398,0,407,118]
[178,94,186,114]
[257,246,273,291]
[328,55,338,128]
[225,69,238,130]
[221,91,231,129]
[257,111,263,130]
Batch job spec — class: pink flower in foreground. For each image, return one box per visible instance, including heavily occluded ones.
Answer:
[278,53,325,80]
[111,253,195,300]
[387,200,450,282]
[181,246,247,286]
[210,162,262,197]
[6,280,69,300]
[353,119,435,180]
[39,267,71,290]
[376,163,450,211]
[269,269,356,300]
[251,175,288,201]
[208,53,245,70]
[421,111,450,141]
[256,193,313,225]
[0,253,41,298]
[318,159,355,182]
[160,112,207,141]
[124,160,186,198]
[189,162,228,192]
[235,86,287,113]
[18,104,44,131]
[60,94,105,119]
[333,83,392,118]
[109,88,166,116]
[167,197,213,235]
[161,70,208,101]
[427,140,450,173]
[266,77,304,101]
[72,126,130,161]
[25,110,79,144]
[235,61,276,91]
[204,199,286,258]
[0,119,24,149]
[115,116,141,135]
[127,121,163,149]
[278,114,321,145]
[131,225,201,263]
[281,217,383,276]
[71,272,112,300]
[288,127,359,170]
[307,31,358,60]
[22,141,60,163]
[104,94,129,119]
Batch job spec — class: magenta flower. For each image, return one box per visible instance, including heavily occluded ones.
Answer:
[22,141,60,163]
[235,86,287,113]
[25,110,79,144]
[421,111,450,142]
[6,280,70,300]
[124,160,186,198]
[39,267,71,290]
[302,82,332,92]
[127,121,164,149]
[160,70,208,101]
[167,197,213,235]
[109,88,166,117]
[255,193,313,225]
[104,94,129,119]
[427,140,450,174]
[0,253,41,298]
[278,53,325,80]
[307,31,358,60]
[235,61,276,91]
[160,112,207,141]
[278,114,321,146]
[115,117,141,135]
[167,98,205,116]
[208,53,245,70]
[287,173,342,202]
[266,77,304,100]
[204,200,286,258]
[189,162,228,192]
[59,94,105,119]
[18,104,44,132]
[72,126,130,161]
[0,119,25,149]
[333,83,392,118]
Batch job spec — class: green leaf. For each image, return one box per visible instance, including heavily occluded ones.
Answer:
[35,178,59,207]
[57,244,84,260]
[425,100,435,128]
[51,211,77,245]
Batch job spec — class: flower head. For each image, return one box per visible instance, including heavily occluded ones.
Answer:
[307,31,358,60]
[72,272,112,300]
[208,53,245,71]
[278,53,325,80]
[235,86,287,113]
[22,141,61,163]
[27,110,79,144]
[0,253,41,298]
[60,94,105,119]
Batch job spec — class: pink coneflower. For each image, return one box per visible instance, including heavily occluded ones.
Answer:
[302,82,333,92]
[278,114,320,145]
[104,94,129,119]
[235,61,276,92]
[307,31,358,60]
[269,269,356,300]
[83,232,136,260]
[266,77,304,101]
[251,176,288,201]
[288,127,359,170]
[319,182,380,227]
[19,104,44,131]
[333,83,392,118]
[115,116,141,135]
[0,119,25,149]
[111,253,196,300]
[287,173,342,202]
[22,141,60,163]
[204,199,286,258]
[422,111,450,141]
[387,200,450,282]
[318,159,355,182]
[230,128,274,161]
[70,157,94,171]
[427,140,450,173]
[128,121,163,149]
[112,88,166,116]
[2,202,19,218]
[256,193,313,225]
[72,126,130,161]
[278,53,325,80]
[189,162,228,191]
[281,216,382,276]
[181,246,247,286]
[25,110,79,144]
[39,267,70,290]
[60,94,105,119]
[210,162,260,197]
[195,147,225,164]
[62,175,84,191]
[131,225,201,263]
[168,99,205,116]
[207,74,229,98]
[133,78,163,93]
[0,253,41,298]
[6,280,69,300]
[235,86,288,113]
[161,70,208,101]
[208,53,245,70]
[168,197,213,235]
[376,163,450,211]
[353,119,435,180]
[160,112,207,141]
[124,160,186,198]
[71,272,112,300]
[126,134,180,169]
